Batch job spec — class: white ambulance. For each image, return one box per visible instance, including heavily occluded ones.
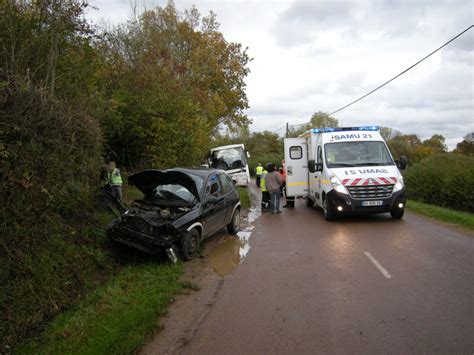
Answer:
[284,126,407,220]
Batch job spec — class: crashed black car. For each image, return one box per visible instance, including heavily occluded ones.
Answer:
[107,168,241,261]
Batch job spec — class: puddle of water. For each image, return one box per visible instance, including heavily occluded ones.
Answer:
[207,208,260,277]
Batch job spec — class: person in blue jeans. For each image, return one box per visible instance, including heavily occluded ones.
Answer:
[265,163,282,214]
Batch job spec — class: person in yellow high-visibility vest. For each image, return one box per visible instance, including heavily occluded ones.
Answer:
[255,163,264,188]
[108,161,123,201]
[260,168,269,211]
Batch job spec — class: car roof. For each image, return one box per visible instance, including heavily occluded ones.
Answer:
[165,167,225,179]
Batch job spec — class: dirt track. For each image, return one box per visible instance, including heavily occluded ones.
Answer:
[142,183,474,354]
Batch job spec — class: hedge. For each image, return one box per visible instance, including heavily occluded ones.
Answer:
[404,154,474,213]
[0,77,109,347]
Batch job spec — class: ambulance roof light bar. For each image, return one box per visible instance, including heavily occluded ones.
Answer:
[310,126,379,134]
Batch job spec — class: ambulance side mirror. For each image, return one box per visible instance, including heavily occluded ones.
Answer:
[396,156,408,170]
[308,160,315,173]
[315,163,323,172]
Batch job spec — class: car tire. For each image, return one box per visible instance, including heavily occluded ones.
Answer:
[181,229,200,261]
[306,197,314,208]
[227,208,240,234]
[390,208,404,219]
[323,197,335,221]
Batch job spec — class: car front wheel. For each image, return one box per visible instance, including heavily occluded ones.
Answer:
[227,208,240,234]
[181,229,200,261]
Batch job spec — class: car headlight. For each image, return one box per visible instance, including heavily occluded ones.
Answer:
[393,175,404,192]
[330,174,348,194]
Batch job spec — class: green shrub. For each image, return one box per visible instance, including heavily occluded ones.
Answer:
[0,77,107,347]
[405,154,474,212]
[238,187,251,209]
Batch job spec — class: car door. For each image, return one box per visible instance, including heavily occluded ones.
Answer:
[201,174,227,238]
[218,173,239,224]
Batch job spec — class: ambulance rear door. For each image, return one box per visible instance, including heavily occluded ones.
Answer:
[284,138,309,197]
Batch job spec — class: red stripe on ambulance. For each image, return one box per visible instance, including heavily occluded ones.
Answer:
[342,177,398,186]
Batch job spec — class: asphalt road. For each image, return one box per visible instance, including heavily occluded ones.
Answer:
[181,185,474,354]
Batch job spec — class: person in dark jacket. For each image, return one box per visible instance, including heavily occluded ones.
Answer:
[260,168,269,211]
[265,163,282,214]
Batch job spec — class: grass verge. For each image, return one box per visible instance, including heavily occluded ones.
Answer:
[15,262,185,355]
[13,185,189,354]
[407,200,474,231]
[238,186,251,209]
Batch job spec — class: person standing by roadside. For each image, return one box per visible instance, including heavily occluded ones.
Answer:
[108,161,123,202]
[278,165,285,194]
[101,163,110,189]
[265,163,282,214]
[255,163,264,188]
[260,167,269,211]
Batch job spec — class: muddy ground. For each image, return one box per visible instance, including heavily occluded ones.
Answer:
[140,185,261,355]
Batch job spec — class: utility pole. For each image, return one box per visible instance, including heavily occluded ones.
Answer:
[286,122,289,138]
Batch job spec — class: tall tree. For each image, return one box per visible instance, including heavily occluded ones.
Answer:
[97,2,251,168]
[454,132,474,156]
[0,0,94,98]
[422,134,447,153]
[286,111,338,138]
[379,126,400,141]
[310,111,339,128]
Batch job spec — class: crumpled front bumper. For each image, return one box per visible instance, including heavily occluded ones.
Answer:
[107,221,172,254]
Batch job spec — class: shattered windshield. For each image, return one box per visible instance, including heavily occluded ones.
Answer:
[152,174,204,204]
[324,141,394,168]
[210,147,247,171]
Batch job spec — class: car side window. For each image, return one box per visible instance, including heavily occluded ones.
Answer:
[218,173,233,194]
[206,174,222,197]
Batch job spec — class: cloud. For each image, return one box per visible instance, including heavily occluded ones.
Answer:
[273,1,357,47]
[273,0,474,47]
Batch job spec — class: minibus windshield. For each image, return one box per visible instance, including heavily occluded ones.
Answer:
[210,147,247,171]
[324,141,395,168]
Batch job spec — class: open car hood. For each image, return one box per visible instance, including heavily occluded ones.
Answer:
[128,169,200,201]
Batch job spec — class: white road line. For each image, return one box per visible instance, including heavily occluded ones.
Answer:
[364,252,392,279]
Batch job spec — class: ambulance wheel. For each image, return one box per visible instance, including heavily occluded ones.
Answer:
[390,208,404,219]
[323,198,335,221]
[306,197,314,207]
[181,229,200,260]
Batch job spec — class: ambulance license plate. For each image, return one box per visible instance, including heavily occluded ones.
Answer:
[362,200,383,206]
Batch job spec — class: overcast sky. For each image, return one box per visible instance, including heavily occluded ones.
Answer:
[86,0,474,149]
